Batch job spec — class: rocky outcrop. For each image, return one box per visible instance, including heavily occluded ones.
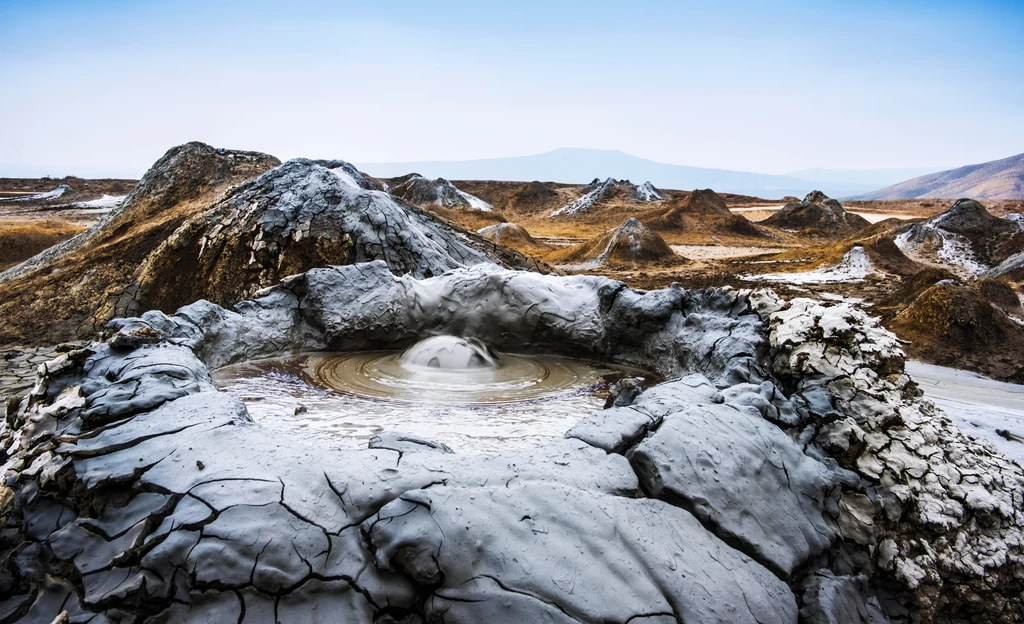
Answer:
[0,148,544,347]
[2,263,1022,623]
[389,175,492,211]
[770,299,1024,620]
[629,393,844,577]
[895,199,1024,274]
[549,178,663,217]
[0,142,281,347]
[550,218,682,268]
[129,159,544,315]
[763,190,871,236]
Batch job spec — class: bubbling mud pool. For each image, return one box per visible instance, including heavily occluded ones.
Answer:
[212,336,652,453]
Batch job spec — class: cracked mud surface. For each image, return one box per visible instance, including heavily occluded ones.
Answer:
[2,263,1023,623]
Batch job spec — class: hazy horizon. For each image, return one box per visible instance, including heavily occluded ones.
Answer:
[2,0,1022,178]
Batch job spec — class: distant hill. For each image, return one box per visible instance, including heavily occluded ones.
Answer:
[785,167,943,188]
[856,153,1024,200]
[358,148,890,198]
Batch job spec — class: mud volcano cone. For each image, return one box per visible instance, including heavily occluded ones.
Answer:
[552,218,682,267]
[650,188,731,227]
[762,190,869,235]
[646,188,765,238]
[887,278,1024,381]
[477,222,551,253]
[933,198,1015,235]
[389,175,492,210]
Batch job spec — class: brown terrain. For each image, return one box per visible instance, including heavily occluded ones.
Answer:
[3,147,1023,382]
[0,143,281,346]
[0,176,139,269]
[0,220,86,271]
[547,217,684,268]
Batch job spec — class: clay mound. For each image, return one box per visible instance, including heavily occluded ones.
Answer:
[975,277,1023,311]
[478,222,552,253]
[634,181,664,201]
[549,178,664,217]
[939,200,1024,267]
[934,198,1015,235]
[514,180,558,204]
[888,280,1024,382]
[646,189,730,229]
[897,199,1024,270]
[0,145,547,348]
[0,142,281,346]
[874,267,958,320]
[133,160,546,315]
[549,178,617,217]
[2,142,279,284]
[550,218,682,267]
[988,251,1024,281]
[438,180,565,216]
[646,188,767,238]
[762,190,870,236]
[861,237,923,276]
[389,175,492,211]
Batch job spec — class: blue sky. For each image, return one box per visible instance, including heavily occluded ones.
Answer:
[1,0,1022,177]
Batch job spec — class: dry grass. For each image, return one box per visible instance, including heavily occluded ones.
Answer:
[0,219,86,270]
[422,205,507,232]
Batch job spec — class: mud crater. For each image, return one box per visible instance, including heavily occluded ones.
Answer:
[213,336,652,452]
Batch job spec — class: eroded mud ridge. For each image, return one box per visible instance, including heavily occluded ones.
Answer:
[212,345,645,453]
[2,262,1023,623]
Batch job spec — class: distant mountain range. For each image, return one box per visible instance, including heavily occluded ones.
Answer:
[784,167,942,188]
[357,148,940,199]
[854,152,1024,200]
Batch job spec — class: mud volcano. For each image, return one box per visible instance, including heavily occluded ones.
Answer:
[6,144,1023,624]
[3,184,1024,624]
[213,336,646,452]
[5,260,1024,623]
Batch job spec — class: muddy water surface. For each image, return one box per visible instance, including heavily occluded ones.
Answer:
[213,351,650,453]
